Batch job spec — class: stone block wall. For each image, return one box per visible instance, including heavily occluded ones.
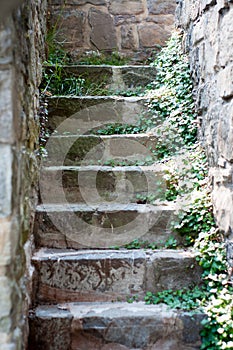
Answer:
[48,0,176,61]
[176,1,233,242]
[0,1,46,349]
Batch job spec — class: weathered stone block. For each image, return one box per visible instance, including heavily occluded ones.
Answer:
[217,65,233,99]
[0,21,13,65]
[53,10,86,48]
[114,15,137,26]
[0,277,12,332]
[89,8,117,51]
[121,25,139,50]
[138,23,170,47]
[0,145,12,218]
[34,203,176,249]
[218,8,233,67]
[29,303,205,350]
[109,0,146,15]
[28,307,72,350]
[211,166,233,236]
[47,96,146,132]
[148,14,175,26]
[40,164,164,204]
[33,249,146,302]
[50,0,106,4]
[145,250,202,293]
[0,69,14,143]
[0,218,13,269]
[148,0,177,15]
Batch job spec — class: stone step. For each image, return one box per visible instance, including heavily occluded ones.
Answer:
[34,203,178,249]
[32,248,201,304]
[47,95,148,133]
[43,134,158,166]
[28,302,204,350]
[39,165,166,204]
[44,65,157,91]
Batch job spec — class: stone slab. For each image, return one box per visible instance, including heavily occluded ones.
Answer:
[47,96,147,132]
[29,302,205,350]
[138,23,170,47]
[43,134,158,166]
[0,145,12,217]
[34,203,177,249]
[33,249,146,302]
[147,0,177,15]
[39,164,165,204]
[51,0,106,4]
[89,8,117,51]
[44,65,157,90]
[217,65,233,99]
[32,248,201,303]
[0,69,14,143]
[109,0,146,15]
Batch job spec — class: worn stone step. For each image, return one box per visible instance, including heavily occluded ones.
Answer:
[43,134,158,166]
[47,96,148,132]
[34,203,177,249]
[44,65,157,91]
[39,165,166,204]
[32,248,201,304]
[28,302,204,350]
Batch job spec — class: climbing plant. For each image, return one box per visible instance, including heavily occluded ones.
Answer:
[136,32,232,350]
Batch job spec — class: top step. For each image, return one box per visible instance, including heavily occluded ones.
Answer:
[44,65,157,92]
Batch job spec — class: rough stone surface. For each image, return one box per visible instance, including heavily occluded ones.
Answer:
[45,65,157,91]
[109,0,145,15]
[47,96,147,132]
[138,23,171,47]
[33,203,177,249]
[44,134,158,166]
[121,25,139,50]
[0,145,12,217]
[48,0,176,60]
[89,8,117,51]
[176,1,233,243]
[39,165,165,203]
[54,9,86,48]
[29,303,205,350]
[148,0,177,15]
[0,1,46,349]
[32,249,201,303]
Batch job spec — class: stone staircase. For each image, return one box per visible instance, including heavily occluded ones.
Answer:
[29,65,204,349]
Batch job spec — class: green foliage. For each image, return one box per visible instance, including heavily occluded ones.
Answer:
[144,33,197,159]
[109,86,144,97]
[76,51,129,66]
[194,231,233,349]
[122,236,177,250]
[123,239,158,250]
[135,193,159,204]
[172,190,216,245]
[145,229,232,349]
[92,123,143,135]
[41,66,110,96]
[145,286,205,311]
[164,236,178,249]
[101,156,156,167]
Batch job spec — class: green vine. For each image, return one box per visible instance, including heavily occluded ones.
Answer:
[139,32,232,350]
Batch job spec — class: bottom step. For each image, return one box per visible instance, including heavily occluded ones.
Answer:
[29,302,205,350]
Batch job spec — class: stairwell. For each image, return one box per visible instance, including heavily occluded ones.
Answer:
[28,63,204,349]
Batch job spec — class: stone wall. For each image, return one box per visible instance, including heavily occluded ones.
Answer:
[0,1,46,349]
[48,0,176,61]
[176,1,233,243]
